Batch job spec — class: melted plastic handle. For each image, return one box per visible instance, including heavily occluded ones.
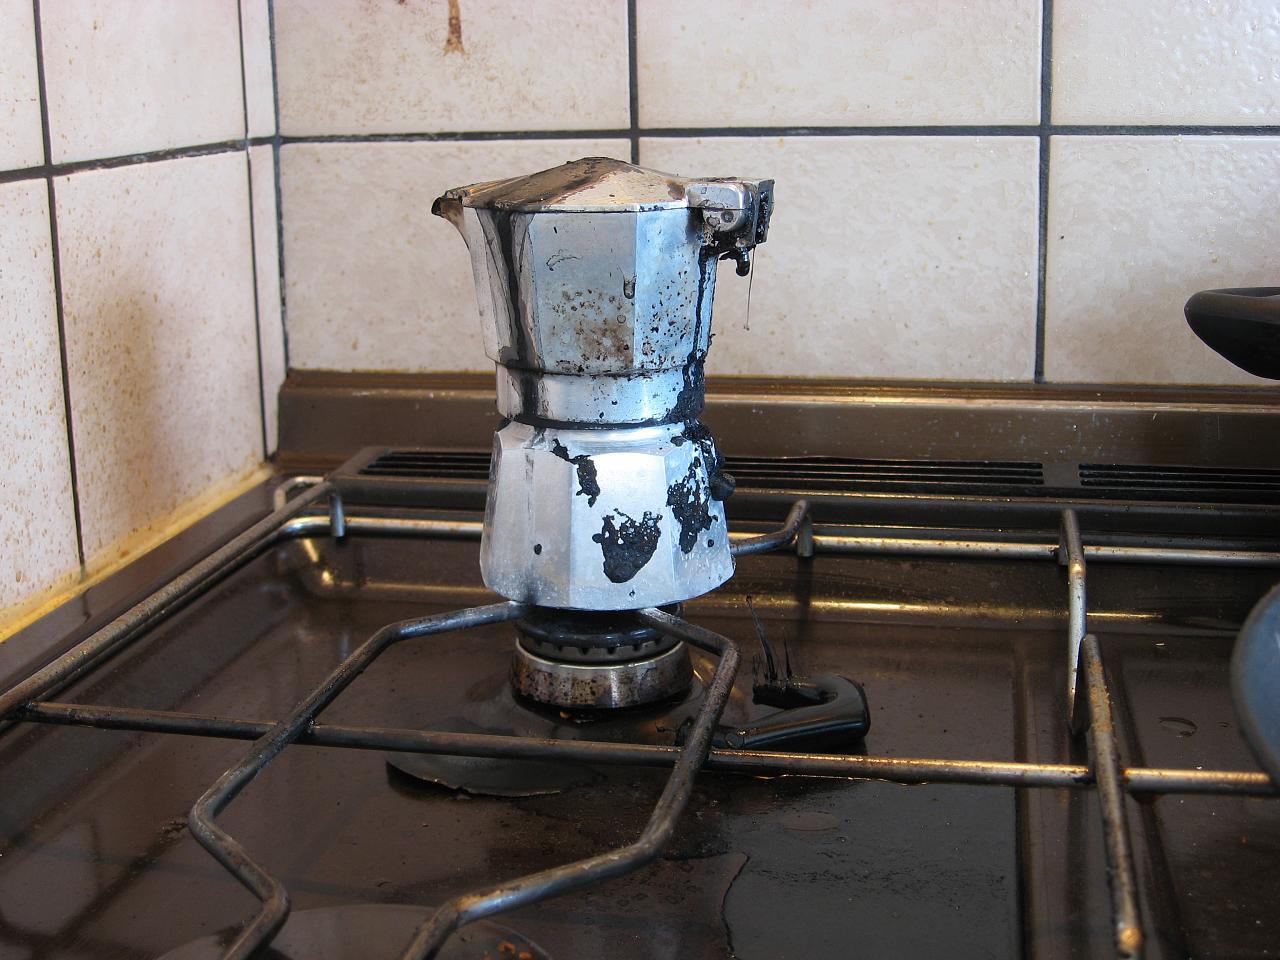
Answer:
[678,674,870,753]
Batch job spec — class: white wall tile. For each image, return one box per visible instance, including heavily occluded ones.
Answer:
[40,0,244,163]
[638,0,1041,127]
[250,144,284,452]
[1045,136,1280,385]
[240,0,276,138]
[641,136,1040,379]
[274,0,629,135]
[0,0,44,170]
[0,181,80,613]
[56,153,262,564]
[281,138,630,371]
[1053,2,1280,124]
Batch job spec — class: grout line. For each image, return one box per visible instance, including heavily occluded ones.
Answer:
[267,0,289,376]
[271,123,1280,145]
[278,129,634,144]
[0,138,274,186]
[626,0,639,163]
[1034,0,1053,383]
[236,0,269,460]
[31,0,85,572]
[1049,124,1280,135]
[4,124,1279,188]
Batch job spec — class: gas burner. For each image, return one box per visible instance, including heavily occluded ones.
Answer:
[510,606,691,708]
[158,905,550,960]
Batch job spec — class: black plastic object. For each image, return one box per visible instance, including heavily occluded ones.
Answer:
[1233,583,1280,786]
[680,673,870,752]
[1184,287,1280,379]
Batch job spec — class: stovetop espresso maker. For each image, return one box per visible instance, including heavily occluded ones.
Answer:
[433,157,773,613]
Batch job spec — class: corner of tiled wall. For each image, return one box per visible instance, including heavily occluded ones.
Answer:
[1,0,286,636]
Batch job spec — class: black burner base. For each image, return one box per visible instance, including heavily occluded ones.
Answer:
[385,666,721,797]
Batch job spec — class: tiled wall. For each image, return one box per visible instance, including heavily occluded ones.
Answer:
[275,0,1280,385]
[2,1,1278,628]
[1,0,283,631]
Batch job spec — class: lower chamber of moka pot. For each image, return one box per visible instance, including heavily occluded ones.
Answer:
[481,419,735,611]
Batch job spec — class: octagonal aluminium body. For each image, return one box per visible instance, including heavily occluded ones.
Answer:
[433,158,773,426]
[465,200,709,376]
[482,421,733,610]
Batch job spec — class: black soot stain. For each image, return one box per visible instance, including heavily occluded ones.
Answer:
[666,458,714,553]
[551,440,600,507]
[592,510,661,583]
[545,252,579,271]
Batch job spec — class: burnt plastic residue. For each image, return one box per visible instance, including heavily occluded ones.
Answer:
[668,349,706,424]
[671,420,733,502]
[551,440,601,507]
[478,209,540,415]
[667,459,714,553]
[665,250,716,424]
[593,510,661,582]
[386,719,596,798]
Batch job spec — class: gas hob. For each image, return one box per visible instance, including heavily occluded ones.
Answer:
[2,416,1279,959]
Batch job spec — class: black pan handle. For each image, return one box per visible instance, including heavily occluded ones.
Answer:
[1184,287,1280,379]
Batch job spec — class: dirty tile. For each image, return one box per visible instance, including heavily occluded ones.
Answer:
[637,0,1041,127]
[281,138,630,371]
[640,136,1040,379]
[40,0,244,162]
[250,144,284,452]
[0,180,80,614]
[56,153,262,565]
[274,0,629,135]
[1053,2,1280,124]
[241,0,276,138]
[1,0,44,170]
[1045,137,1280,385]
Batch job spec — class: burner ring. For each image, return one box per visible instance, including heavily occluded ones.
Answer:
[514,606,681,664]
[518,633,675,664]
[511,639,693,709]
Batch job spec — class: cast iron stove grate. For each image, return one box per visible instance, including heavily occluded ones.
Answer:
[1,462,1277,959]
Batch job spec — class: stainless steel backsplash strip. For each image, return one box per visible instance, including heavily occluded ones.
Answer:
[276,371,1280,471]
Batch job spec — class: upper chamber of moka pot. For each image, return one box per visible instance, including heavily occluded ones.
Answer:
[433,157,773,610]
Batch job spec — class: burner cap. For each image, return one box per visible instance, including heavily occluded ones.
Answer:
[515,606,679,664]
[158,904,550,960]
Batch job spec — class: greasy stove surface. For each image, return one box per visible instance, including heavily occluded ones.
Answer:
[0,531,1277,960]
